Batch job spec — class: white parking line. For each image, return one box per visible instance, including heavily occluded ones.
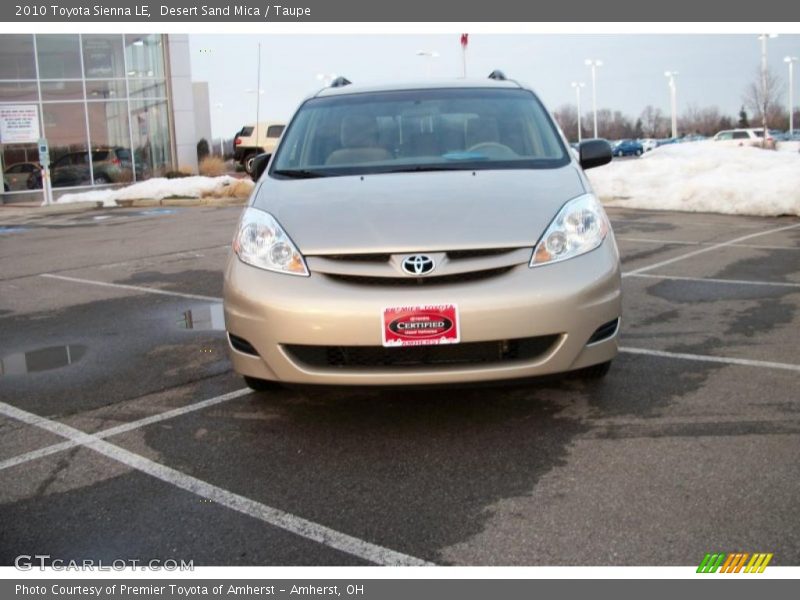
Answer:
[0,401,433,567]
[40,273,223,302]
[617,236,800,252]
[625,273,800,289]
[622,222,800,276]
[620,347,800,373]
[0,388,251,473]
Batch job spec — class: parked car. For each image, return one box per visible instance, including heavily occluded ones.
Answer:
[711,128,773,147]
[640,138,658,152]
[223,73,621,391]
[612,139,643,157]
[50,147,134,187]
[233,122,286,175]
[2,162,41,191]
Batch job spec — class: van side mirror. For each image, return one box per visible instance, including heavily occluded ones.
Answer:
[578,139,612,170]
[251,153,271,181]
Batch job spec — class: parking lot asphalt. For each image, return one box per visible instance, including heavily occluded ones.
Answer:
[0,204,798,566]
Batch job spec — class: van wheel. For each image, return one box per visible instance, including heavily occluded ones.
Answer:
[577,360,612,379]
[635,149,642,156]
[244,376,282,392]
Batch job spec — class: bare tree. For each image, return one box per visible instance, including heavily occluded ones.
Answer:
[742,67,786,129]
[553,104,579,142]
[678,104,724,136]
[639,105,668,138]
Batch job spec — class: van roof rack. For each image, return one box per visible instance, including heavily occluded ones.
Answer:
[330,76,352,88]
[488,70,507,81]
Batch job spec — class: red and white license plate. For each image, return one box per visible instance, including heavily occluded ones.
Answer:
[381,304,460,347]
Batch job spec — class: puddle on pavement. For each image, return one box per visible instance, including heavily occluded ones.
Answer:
[0,226,28,234]
[0,345,86,376]
[178,304,225,331]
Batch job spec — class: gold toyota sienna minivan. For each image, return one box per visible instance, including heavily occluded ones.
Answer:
[223,73,620,390]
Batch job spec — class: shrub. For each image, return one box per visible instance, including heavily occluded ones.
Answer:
[199,156,227,177]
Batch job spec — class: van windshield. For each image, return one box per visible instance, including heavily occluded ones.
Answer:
[270,88,569,178]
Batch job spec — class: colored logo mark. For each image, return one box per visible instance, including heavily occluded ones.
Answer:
[697,552,773,573]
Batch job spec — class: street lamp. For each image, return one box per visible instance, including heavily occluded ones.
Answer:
[664,71,679,139]
[585,59,603,138]
[571,81,585,142]
[785,56,798,135]
[213,103,224,158]
[758,34,778,147]
[416,50,440,78]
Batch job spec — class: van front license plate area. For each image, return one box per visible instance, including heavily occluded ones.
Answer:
[382,304,460,347]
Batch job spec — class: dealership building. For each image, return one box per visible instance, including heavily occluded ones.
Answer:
[0,33,206,203]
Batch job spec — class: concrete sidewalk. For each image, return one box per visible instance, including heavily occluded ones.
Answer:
[0,196,247,223]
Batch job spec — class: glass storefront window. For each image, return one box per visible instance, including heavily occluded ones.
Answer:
[41,81,84,101]
[87,102,134,184]
[82,35,125,79]
[0,81,38,102]
[2,144,41,202]
[125,35,165,80]
[129,79,167,99]
[130,99,170,179]
[36,35,82,80]
[1,33,176,201]
[86,79,127,101]
[0,35,36,80]
[42,103,89,188]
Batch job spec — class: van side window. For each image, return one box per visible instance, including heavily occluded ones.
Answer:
[267,125,285,138]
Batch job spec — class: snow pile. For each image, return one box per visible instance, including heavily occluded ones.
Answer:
[52,175,254,207]
[588,142,800,217]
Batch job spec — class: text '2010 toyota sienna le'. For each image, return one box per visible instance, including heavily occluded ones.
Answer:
[223,72,620,390]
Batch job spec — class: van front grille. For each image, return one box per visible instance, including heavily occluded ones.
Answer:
[284,336,559,369]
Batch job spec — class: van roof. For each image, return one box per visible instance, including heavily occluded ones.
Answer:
[313,78,524,98]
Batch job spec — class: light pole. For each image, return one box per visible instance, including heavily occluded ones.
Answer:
[571,81,585,142]
[214,103,224,158]
[585,59,603,138]
[785,56,798,135]
[416,50,440,78]
[758,34,778,147]
[664,71,678,139]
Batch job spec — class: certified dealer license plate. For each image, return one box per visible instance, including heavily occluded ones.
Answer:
[382,304,460,347]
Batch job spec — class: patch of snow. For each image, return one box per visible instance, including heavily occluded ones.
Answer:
[50,176,251,208]
[588,141,800,217]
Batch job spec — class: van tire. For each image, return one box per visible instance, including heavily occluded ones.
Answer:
[244,376,282,392]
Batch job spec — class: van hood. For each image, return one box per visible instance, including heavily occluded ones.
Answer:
[254,167,586,255]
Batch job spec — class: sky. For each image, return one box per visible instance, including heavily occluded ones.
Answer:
[188,34,800,139]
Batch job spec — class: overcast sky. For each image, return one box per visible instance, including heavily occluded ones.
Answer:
[188,34,800,139]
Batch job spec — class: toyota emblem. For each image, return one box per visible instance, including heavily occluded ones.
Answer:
[401,254,436,276]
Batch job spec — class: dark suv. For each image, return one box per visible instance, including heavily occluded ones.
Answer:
[50,147,134,187]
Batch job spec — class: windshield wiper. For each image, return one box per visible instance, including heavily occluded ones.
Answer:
[382,165,472,174]
[272,169,329,179]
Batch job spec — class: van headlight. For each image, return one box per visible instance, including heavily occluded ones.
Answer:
[530,193,609,267]
[233,207,309,276]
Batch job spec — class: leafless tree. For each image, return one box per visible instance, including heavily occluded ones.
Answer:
[742,67,786,129]
[639,105,668,138]
[552,104,579,142]
[678,104,724,136]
